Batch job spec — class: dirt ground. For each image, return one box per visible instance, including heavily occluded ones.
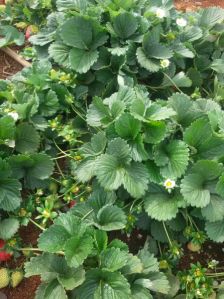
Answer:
[1,0,224,298]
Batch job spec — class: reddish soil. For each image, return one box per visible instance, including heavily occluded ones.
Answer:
[1,224,41,299]
[175,0,224,10]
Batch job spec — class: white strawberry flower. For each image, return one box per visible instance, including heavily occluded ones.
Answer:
[156,8,166,19]
[8,111,19,121]
[176,18,187,27]
[7,140,15,148]
[164,179,176,190]
[160,59,170,68]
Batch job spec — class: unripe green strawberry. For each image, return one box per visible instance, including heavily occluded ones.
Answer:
[11,271,24,288]
[0,268,10,289]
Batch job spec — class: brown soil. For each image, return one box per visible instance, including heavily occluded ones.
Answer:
[1,224,41,299]
[0,50,23,80]
[175,0,224,10]
[179,242,224,270]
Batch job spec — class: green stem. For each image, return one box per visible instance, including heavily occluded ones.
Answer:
[162,72,183,93]
[162,221,172,247]
[82,209,94,220]
[29,218,45,231]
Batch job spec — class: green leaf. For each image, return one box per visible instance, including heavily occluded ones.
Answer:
[143,34,173,59]
[122,254,143,275]
[15,123,40,153]
[60,16,94,49]
[201,195,224,222]
[206,220,224,242]
[76,269,131,299]
[138,247,159,274]
[69,48,99,73]
[38,225,71,252]
[145,191,185,221]
[115,113,141,139]
[0,116,15,142]
[211,59,224,73]
[131,285,153,299]
[56,0,89,11]
[107,138,131,164]
[100,248,128,272]
[162,72,192,88]
[113,12,138,39]
[94,230,108,252]
[40,90,60,116]
[154,140,189,179]
[123,162,149,198]
[65,234,93,267]
[146,104,176,121]
[35,280,67,299]
[76,159,97,182]
[0,179,22,211]
[168,93,195,127]
[95,204,127,231]
[200,7,224,27]
[96,154,124,190]
[144,121,166,144]
[81,132,107,157]
[87,97,111,127]
[0,218,19,240]
[49,42,71,68]
[137,48,160,73]
[134,272,170,294]
[181,174,210,208]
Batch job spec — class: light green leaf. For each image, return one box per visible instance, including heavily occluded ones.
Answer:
[144,121,166,144]
[94,230,108,252]
[81,132,107,157]
[138,247,159,274]
[131,285,153,299]
[107,138,131,164]
[122,254,143,275]
[0,116,15,142]
[146,104,176,121]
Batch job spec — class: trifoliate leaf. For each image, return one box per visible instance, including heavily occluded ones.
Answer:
[65,234,93,267]
[206,220,224,242]
[95,204,127,231]
[113,12,138,39]
[154,140,189,179]
[100,248,129,272]
[15,123,40,153]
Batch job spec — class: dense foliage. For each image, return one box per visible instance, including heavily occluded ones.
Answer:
[1,0,224,298]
